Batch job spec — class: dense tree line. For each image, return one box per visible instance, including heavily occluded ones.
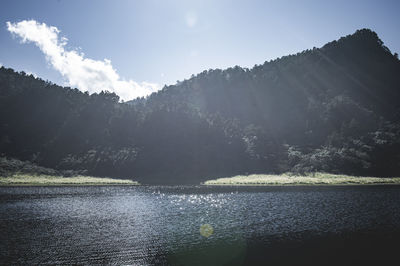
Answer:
[1,29,399,183]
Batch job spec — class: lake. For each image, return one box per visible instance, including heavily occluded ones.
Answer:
[1,185,400,265]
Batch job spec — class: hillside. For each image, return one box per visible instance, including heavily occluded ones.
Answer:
[1,29,400,184]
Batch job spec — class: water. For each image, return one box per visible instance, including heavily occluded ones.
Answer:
[1,185,400,265]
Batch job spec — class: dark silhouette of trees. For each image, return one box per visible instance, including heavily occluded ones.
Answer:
[1,29,400,183]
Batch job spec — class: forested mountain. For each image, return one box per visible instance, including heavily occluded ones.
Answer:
[1,29,400,184]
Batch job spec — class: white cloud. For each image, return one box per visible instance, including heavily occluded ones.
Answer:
[185,12,197,27]
[6,20,160,101]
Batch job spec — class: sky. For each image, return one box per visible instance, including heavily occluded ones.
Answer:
[0,0,399,100]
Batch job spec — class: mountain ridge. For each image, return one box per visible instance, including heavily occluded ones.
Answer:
[142,28,394,98]
[1,28,399,184]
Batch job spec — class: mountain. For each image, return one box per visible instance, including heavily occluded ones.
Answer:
[1,29,400,184]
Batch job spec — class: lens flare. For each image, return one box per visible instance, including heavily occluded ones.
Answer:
[200,224,213,237]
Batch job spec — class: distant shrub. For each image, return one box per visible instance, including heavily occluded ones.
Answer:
[0,157,83,177]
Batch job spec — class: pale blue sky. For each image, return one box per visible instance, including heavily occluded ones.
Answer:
[1,0,399,98]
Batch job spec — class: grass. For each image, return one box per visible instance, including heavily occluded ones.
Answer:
[203,172,400,186]
[0,174,139,186]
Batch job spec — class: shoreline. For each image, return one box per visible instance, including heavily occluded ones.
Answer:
[3,173,400,187]
[202,183,400,187]
[0,174,139,186]
[0,183,139,187]
[202,172,400,187]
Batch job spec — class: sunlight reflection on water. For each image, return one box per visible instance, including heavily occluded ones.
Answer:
[1,185,400,264]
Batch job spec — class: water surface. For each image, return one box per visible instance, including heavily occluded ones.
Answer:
[1,185,400,265]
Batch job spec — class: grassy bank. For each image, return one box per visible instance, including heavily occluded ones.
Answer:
[203,172,400,186]
[0,174,139,186]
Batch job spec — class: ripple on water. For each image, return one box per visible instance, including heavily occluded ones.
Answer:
[1,185,400,264]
